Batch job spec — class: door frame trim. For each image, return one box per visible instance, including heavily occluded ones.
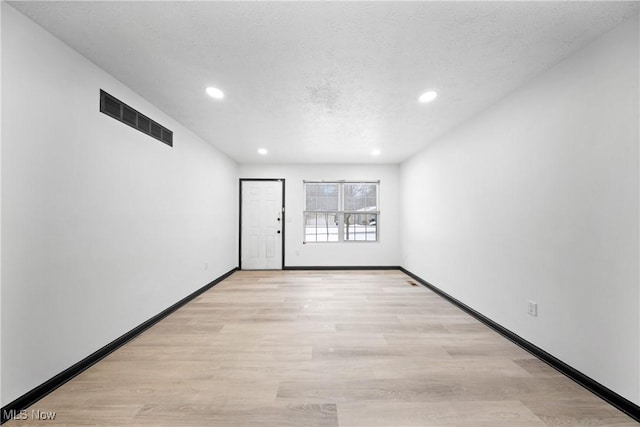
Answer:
[239,178,286,270]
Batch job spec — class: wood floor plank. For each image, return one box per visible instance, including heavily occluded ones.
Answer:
[521,398,640,426]
[4,270,636,426]
[371,358,535,380]
[337,401,547,426]
[132,403,339,427]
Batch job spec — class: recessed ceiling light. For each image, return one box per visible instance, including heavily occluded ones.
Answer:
[257,148,268,155]
[206,87,224,99]
[419,91,438,103]
[371,149,381,156]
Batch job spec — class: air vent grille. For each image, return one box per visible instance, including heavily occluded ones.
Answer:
[99,89,173,147]
[137,115,150,133]
[162,129,173,145]
[103,95,121,118]
[150,122,162,139]
[122,105,137,126]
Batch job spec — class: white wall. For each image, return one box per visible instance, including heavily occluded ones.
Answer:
[1,4,238,405]
[401,16,639,404]
[239,164,401,267]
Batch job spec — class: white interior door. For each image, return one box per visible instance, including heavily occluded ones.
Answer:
[241,180,283,270]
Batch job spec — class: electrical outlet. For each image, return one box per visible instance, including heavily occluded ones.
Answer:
[204,262,209,271]
[527,300,538,317]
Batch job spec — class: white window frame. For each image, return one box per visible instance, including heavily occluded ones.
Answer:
[303,180,380,243]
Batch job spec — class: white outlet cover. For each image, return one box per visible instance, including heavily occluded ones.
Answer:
[527,301,538,317]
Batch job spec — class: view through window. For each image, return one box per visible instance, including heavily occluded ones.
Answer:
[304,181,379,242]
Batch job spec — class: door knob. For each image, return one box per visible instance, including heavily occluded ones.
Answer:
[277,230,281,234]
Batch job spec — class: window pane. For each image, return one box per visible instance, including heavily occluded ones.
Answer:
[304,212,339,242]
[344,213,377,241]
[305,183,339,211]
[344,183,377,212]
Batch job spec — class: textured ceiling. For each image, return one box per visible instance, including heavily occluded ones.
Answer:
[9,1,639,164]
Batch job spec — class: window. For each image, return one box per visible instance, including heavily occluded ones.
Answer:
[304,181,379,242]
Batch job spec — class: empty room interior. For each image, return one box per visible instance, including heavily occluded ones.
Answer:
[1,1,639,426]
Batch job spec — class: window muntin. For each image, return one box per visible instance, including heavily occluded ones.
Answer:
[304,181,379,243]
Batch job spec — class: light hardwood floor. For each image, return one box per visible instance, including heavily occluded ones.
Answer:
[6,270,637,426]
